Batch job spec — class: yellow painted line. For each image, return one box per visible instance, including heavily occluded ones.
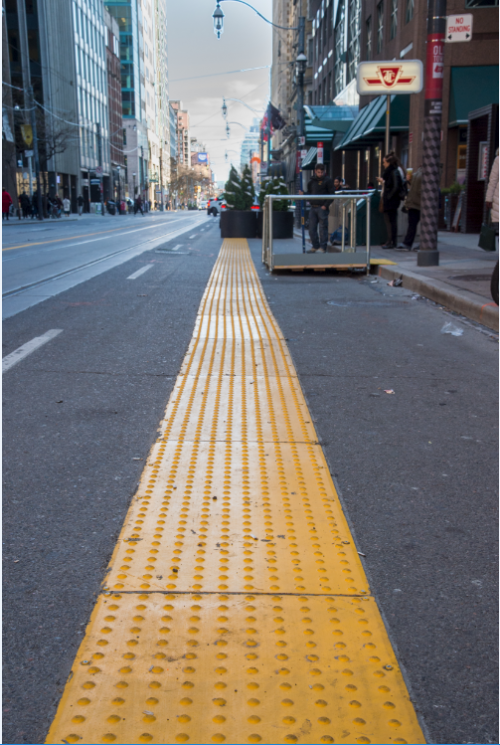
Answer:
[2,225,136,251]
[47,239,425,745]
[370,259,397,265]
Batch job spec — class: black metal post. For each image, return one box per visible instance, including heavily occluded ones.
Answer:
[418,0,446,266]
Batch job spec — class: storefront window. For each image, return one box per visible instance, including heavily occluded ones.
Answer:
[377,1,384,53]
[334,0,345,95]
[366,17,372,60]
[465,0,498,5]
[347,0,361,83]
[390,0,398,39]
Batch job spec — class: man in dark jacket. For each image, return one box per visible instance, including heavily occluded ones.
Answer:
[300,163,335,253]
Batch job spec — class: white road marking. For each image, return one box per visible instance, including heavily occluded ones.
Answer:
[2,329,63,373]
[171,244,183,251]
[189,234,196,239]
[126,265,153,280]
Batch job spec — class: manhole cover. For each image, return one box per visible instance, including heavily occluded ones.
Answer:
[448,274,491,282]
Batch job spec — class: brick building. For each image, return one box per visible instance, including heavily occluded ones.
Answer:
[305,0,498,229]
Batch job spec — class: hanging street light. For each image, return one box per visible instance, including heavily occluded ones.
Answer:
[213,2,224,37]
[222,98,228,118]
[226,122,230,138]
[212,0,299,38]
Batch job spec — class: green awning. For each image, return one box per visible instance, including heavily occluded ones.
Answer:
[301,147,317,168]
[448,65,499,126]
[300,146,331,170]
[304,104,358,133]
[305,117,334,145]
[335,95,410,150]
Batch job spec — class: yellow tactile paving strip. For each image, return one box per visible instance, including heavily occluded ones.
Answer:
[47,239,424,745]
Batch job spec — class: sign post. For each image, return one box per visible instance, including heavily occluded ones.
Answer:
[418,0,446,267]
[445,14,472,42]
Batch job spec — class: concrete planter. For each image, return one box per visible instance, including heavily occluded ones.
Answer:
[220,210,257,238]
[256,210,294,239]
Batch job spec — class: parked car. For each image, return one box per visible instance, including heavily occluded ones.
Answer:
[199,200,208,210]
[207,197,226,216]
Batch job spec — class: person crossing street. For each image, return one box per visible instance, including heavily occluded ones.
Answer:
[299,163,335,253]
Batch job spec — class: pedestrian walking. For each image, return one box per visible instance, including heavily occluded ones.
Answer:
[31,191,39,218]
[376,153,404,249]
[77,194,84,216]
[299,163,335,253]
[2,187,13,220]
[485,153,499,226]
[63,196,71,216]
[398,166,422,251]
[134,196,144,216]
[19,192,31,219]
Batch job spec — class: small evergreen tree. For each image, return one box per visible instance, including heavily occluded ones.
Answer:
[240,164,255,209]
[258,176,290,211]
[224,166,247,210]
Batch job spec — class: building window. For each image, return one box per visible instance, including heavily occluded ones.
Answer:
[465,0,498,4]
[377,1,384,53]
[390,0,398,39]
[405,0,414,22]
[334,0,345,96]
[366,17,372,60]
[347,0,361,84]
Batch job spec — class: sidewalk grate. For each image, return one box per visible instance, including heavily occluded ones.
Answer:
[46,239,425,745]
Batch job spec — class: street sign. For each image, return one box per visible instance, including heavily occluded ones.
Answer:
[317,142,324,164]
[95,166,103,176]
[446,14,472,42]
[357,60,424,95]
[24,150,33,157]
[20,124,33,147]
[299,136,306,146]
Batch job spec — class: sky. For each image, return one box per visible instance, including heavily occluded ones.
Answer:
[167,0,272,183]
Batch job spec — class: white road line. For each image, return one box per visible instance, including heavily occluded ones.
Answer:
[2,329,63,373]
[189,234,196,239]
[126,265,153,280]
[171,244,183,251]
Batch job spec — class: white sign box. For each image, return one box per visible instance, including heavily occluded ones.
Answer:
[446,14,473,42]
[357,60,424,95]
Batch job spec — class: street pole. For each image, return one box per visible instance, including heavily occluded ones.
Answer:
[297,16,306,253]
[28,85,43,221]
[418,0,446,267]
[117,166,121,214]
[97,123,104,217]
[384,94,391,155]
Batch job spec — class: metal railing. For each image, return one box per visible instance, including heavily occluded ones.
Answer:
[262,190,376,274]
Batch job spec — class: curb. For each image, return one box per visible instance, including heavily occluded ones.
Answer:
[377,264,499,332]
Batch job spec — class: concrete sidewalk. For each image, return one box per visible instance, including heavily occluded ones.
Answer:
[372,232,498,331]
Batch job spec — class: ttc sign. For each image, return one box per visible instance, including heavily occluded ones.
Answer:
[357,60,424,95]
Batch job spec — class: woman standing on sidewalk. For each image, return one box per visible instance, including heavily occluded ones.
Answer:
[2,187,13,220]
[377,153,403,248]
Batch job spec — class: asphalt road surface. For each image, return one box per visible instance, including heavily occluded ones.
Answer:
[3,223,498,744]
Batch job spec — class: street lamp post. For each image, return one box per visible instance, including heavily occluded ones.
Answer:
[133,172,136,202]
[117,166,121,214]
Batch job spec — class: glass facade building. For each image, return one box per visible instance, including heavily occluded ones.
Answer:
[72,0,110,182]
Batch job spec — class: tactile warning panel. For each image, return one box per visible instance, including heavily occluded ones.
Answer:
[47,593,423,745]
[103,440,368,595]
[47,240,425,744]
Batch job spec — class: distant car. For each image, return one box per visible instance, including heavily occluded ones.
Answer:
[207,198,226,216]
[199,200,208,210]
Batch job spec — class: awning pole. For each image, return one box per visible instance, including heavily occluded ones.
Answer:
[384,95,391,155]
